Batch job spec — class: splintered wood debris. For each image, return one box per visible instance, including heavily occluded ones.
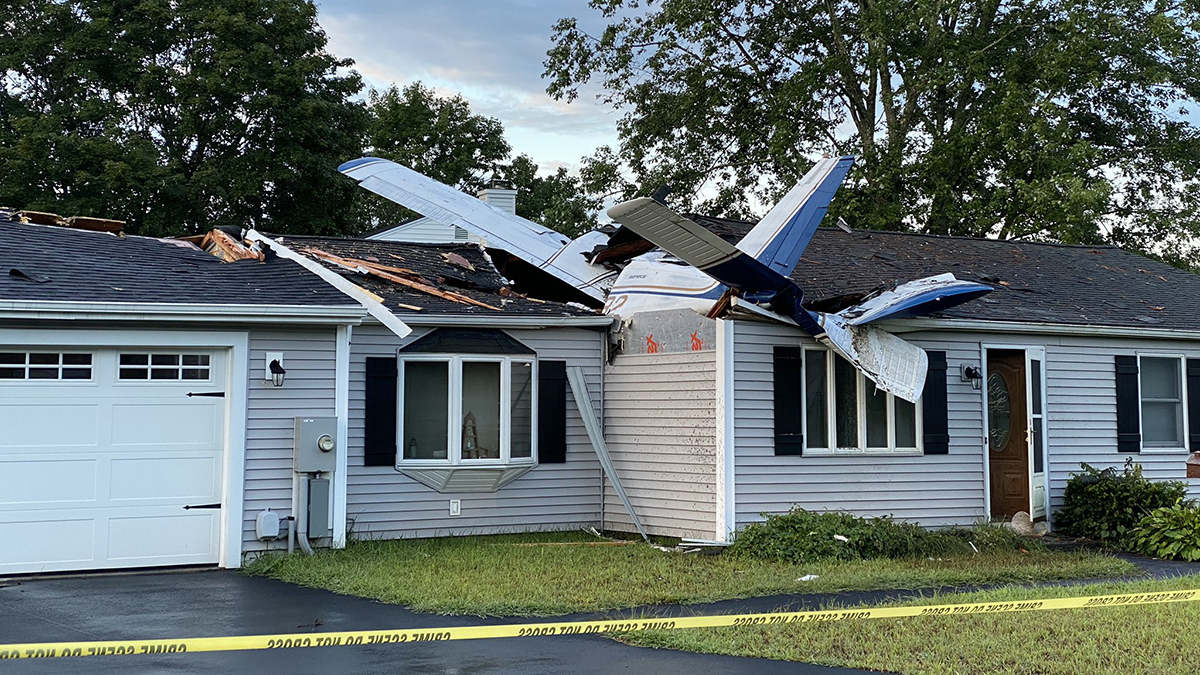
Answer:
[201,229,264,262]
[443,251,476,271]
[299,248,502,311]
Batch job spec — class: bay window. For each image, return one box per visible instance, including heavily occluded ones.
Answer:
[398,355,537,466]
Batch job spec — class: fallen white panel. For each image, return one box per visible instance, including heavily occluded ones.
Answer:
[819,315,928,402]
[565,365,649,541]
[245,230,411,339]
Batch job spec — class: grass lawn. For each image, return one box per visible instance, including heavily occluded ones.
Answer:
[244,531,1135,616]
[623,575,1200,675]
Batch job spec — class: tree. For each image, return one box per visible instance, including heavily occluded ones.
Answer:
[356,83,600,237]
[545,0,1200,266]
[0,0,365,236]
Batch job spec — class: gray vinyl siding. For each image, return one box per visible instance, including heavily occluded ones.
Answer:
[345,324,605,539]
[730,320,1200,530]
[603,351,719,539]
[241,326,339,553]
[731,321,989,528]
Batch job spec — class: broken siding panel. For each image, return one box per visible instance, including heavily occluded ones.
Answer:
[731,321,987,528]
[345,324,604,539]
[242,327,339,552]
[603,351,718,539]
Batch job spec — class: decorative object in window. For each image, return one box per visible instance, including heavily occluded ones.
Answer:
[0,352,92,380]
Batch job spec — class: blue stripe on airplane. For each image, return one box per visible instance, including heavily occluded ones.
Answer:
[611,287,728,300]
[756,156,855,275]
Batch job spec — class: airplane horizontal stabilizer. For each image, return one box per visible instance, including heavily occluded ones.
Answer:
[819,315,928,402]
[838,274,993,326]
[606,198,791,293]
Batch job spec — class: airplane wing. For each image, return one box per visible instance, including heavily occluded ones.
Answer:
[606,198,791,293]
[837,274,993,326]
[339,158,608,301]
[735,156,856,276]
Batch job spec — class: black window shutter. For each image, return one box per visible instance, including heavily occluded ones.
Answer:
[1115,355,1141,453]
[364,357,398,466]
[1189,359,1200,453]
[538,360,568,463]
[922,351,949,454]
[773,347,804,456]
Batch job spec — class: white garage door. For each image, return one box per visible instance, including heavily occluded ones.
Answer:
[0,347,227,574]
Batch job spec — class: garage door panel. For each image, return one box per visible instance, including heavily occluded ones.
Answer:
[111,402,220,447]
[109,456,220,501]
[0,459,97,506]
[0,519,94,567]
[106,513,220,562]
[0,404,99,447]
[0,347,228,574]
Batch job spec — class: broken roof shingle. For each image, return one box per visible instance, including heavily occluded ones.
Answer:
[0,221,355,307]
[271,235,599,318]
[687,215,1200,332]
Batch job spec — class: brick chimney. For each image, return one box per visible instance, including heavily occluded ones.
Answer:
[477,179,517,215]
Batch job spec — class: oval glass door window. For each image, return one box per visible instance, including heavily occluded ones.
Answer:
[988,373,1011,449]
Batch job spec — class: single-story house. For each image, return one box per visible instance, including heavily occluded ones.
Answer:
[603,219,1200,540]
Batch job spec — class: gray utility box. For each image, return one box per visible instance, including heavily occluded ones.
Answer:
[307,478,331,536]
[294,416,338,473]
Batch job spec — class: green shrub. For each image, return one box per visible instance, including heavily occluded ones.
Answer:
[1130,501,1200,561]
[1056,461,1189,543]
[730,508,1032,564]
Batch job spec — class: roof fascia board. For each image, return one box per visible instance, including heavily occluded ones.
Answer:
[0,300,365,324]
[366,314,615,329]
[245,229,412,339]
[884,317,1200,341]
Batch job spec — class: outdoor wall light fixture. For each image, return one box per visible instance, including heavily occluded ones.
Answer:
[960,364,983,390]
[265,352,287,387]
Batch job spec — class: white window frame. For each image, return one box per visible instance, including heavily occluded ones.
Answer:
[396,354,538,467]
[0,350,95,382]
[1136,353,1188,453]
[801,346,923,456]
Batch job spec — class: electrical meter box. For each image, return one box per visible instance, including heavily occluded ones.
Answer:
[294,416,338,473]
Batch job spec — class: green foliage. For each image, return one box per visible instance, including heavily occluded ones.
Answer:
[1130,501,1200,562]
[0,0,367,236]
[546,0,1200,267]
[501,155,600,238]
[1057,462,1190,543]
[729,508,1031,564]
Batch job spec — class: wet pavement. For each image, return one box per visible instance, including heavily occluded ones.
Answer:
[0,570,873,675]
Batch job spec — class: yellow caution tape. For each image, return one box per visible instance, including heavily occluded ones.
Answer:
[2,588,1197,660]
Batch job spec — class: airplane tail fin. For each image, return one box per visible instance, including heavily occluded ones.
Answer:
[735,156,855,276]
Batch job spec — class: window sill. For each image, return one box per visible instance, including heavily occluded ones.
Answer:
[398,465,536,492]
[1139,446,1189,454]
[802,448,924,458]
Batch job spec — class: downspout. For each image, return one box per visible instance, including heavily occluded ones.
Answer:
[295,474,315,556]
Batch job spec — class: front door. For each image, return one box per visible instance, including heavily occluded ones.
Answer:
[987,350,1029,519]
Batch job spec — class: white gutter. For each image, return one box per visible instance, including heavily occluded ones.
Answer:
[885,317,1200,341]
[395,314,616,328]
[0,300,365,324]
[245,230,412,339]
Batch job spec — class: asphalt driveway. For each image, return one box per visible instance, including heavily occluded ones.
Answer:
[0,570,873,675]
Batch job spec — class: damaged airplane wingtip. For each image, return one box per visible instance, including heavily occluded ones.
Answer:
[337,156,390,177]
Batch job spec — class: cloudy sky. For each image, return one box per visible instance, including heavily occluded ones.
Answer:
[315,0,619,174]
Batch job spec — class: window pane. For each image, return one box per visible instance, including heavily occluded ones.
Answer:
[510,362,534,459]
[182,368,208,380]
[403,361,449,460]
[62,354,91,366]
[0,353,23,365]
[1030,360,1043,415]
[0,367,23,379]
[1141,357,1180,400]
[29,353,58,365]
[61,368,92,380]
[120,354,148,366]
[804,351,828,448]
[150,369,179,380]
[1142,401,1183,446]
[119,368,148,380]
[151,354,180,366]
[462,362,501,459]
[182,355,209,366]
[28,368,57,379]
[834,356,858,447]
[895,397,917,448]
[865,383,888,448]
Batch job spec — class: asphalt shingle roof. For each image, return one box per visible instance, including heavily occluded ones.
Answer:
[270,235,599,318]
[688,216,1200,331]
[0,221,355,307]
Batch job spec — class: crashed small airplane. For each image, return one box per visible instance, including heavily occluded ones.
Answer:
[338,155,992,402]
